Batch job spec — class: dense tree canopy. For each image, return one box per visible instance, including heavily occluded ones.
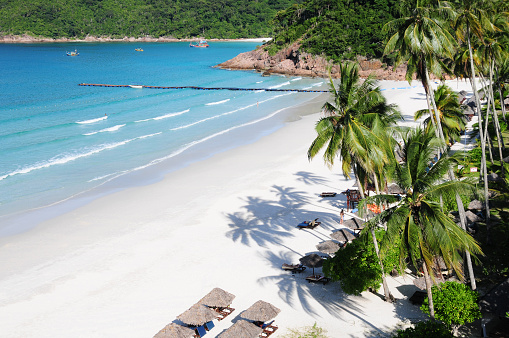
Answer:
[267,0,402,59]
[0,0,301,39]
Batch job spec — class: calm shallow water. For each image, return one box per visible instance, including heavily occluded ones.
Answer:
[0,42,325,232]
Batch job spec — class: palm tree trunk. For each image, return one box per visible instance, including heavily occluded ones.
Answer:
[489,60,505,176]
[422,260,435,319]
[467,23,491,243]
[424,70,446,143]
[372,173,394,302]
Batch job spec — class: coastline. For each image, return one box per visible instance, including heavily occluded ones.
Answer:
[0,79,475,337]
[0,35,271,44]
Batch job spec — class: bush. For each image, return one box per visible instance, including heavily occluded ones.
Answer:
[421,281,482,327]
[393,321,453,338]
[468,147,483,164]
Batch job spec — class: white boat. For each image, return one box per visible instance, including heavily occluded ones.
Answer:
[129,85,143,89]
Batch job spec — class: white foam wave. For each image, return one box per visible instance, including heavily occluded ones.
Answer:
[268,81,291,89]
[205,99,230,106]
[254,90,265,93]
[170,93,292,131]
[83,124,126,136]
[76,116,108,124]
[0,132,161,181]
[134,118,151,123]
[153,109,190,120]
[291,77,302,81]
[256,81,263,84]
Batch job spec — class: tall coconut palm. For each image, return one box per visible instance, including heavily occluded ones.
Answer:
[359,127,482,318]
[450,0,497,244]
[308,62,401,302]
[415,84,467,145]
[385,0,478,289]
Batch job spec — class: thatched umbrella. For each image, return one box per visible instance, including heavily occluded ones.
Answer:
[299,253,324,275]
[154,323,195,338]
[468,199,484,210]
[177,303,218,326]
[465,210,482,224]
[330,229,356,243]
[387,183,404,195]
[198,288,235,308]
[241,300,281,323]
[217,320,263,338]
[316,240,340,254]
[343,218,365,231]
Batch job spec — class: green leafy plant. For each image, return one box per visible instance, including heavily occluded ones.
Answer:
[282,322,328,338]
[421,281,482,333]
[393,321,453,338]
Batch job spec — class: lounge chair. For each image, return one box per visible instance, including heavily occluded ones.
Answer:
[319,192,337,197]
[260,320,278,338]
[305,275,331,285]
[282,263,306,273]
[194,325,207,337]
[204,321,214,331]
[214,306,235,321]
[297,218,321,229]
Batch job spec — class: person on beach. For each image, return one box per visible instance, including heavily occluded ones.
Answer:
[340,209,344,224]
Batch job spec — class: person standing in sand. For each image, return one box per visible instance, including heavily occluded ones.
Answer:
[340,209,344,224]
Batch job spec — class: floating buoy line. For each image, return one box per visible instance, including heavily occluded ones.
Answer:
[78,83,329,93]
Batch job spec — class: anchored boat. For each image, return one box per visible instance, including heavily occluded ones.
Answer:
[66,49,79,56]
[189,40,209,48]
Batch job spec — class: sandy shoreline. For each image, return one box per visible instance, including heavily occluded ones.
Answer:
[0,35,271,44]
[0,80,475,337]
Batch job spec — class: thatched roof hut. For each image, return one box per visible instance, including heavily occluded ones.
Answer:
[465,210,482,224]
[468,199,484,210]
[177,304,217,326]
[316,240,341,254]
[153,323,195,338]
[217,320,263,338]
[330,229,356,243]
[198,288,235,308]
[240,300,281,322]
[343,218,365,231]
[387,183,404,195]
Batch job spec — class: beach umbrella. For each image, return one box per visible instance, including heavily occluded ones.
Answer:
[465,210,482,224]
[177,304,217,327]
[240,300,281,323]
[153,323,195,338]
[387,183,404,195]
[299,253,324,275]
[330,229,356,243]
[343,218,365,231]
[316,240,340,254]
[468,199,484,210]
[217,320,263,338]
[198,288,235,308]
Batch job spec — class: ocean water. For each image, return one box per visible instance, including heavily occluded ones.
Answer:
[0,42,325,233]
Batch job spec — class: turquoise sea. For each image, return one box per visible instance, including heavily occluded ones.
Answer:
[0,42,324,234]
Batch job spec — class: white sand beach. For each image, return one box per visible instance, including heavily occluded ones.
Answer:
[0,79,476,337]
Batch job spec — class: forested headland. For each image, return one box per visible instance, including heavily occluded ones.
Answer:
[0,0,301,39]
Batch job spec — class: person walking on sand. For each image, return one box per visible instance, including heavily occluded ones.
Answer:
[340,209,344,224]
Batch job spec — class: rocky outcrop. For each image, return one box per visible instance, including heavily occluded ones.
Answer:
[216,42,412,80]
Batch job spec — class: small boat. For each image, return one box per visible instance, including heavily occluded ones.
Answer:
[135,48,143,52]
[129,85,143,89]
[189,40,209,48]
[66,49,79,56]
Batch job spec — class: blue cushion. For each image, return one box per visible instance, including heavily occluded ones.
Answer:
[205,321,215,330]
[196,326,207,337]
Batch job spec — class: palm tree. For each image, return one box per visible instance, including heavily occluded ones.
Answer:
[308,62,401,302]
[450,0,497,243]
[414,84,467,145]
[385,0,478,289]
[359,127,482,318]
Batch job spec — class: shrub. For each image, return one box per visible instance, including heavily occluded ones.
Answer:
[393,321,453,338]
[421,281,482,329]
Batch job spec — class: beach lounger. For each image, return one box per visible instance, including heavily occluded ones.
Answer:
[215,307,235,321]
[319,192,337,197]
[297,218,321,229]
[305,275,331,285]
[204,321,214,331]
[194,325,207,337]
[282,263,306,273]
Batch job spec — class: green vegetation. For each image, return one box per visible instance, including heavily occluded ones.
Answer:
[421,281,482,331]
[393,321,453,338]
[281,322,328,338]
[0,0,301,39]
[268,0,401,59]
